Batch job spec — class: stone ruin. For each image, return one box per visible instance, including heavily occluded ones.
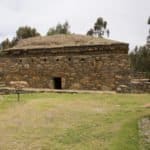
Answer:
[117,74,150,93]
[0,34,149,93]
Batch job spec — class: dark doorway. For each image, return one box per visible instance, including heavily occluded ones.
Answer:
[53,77,62,89]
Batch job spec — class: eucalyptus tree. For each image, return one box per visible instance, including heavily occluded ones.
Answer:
[87,17,110,38]
[47,21,70,35]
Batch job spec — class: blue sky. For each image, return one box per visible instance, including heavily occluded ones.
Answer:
[0,0,149,49]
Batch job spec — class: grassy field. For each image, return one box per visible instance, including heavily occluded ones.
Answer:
[0,93,149,150]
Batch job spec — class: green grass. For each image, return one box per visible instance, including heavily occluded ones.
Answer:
[0,93,149,150]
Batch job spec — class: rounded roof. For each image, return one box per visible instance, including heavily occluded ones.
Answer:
[9,34,127,50]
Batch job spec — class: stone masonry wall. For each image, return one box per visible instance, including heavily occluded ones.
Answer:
[117,72,150,93]
[0,45,130,91]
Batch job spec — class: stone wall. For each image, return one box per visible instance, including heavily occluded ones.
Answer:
[0,44,130,91]
[117,72,150,93]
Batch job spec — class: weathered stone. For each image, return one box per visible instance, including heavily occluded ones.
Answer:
[24,64,30,69]
[0,47,130,90]
[1,34,149,92]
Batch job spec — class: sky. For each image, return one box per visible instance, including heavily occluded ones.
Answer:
[0,0,149,50]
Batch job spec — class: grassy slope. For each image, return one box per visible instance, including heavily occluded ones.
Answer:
[0,93,149,150]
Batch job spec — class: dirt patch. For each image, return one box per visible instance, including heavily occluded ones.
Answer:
[138,116,150,150]
[143,103,150,108]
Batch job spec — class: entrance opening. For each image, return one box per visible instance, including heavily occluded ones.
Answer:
[53,77,62,89]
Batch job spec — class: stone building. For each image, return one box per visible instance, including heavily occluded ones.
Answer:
[0,34,130,91]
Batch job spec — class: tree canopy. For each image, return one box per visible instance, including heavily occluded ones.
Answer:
[148,16,150,25]
[129,46,150,73]
[47,22,70,36]
[130,17,150,73]
[87,17,110,38]
[0,38,11,50]
[16,26,40,40]
[0,26,40,50]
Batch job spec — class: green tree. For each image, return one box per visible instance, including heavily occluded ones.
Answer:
[129,17,150,73]
[87,28,94,36]
[0,26,40,50]
[148,16,150,25]
[0,38,12,50]
[0,37,19,50]
[11,37,18,47]
[129,46,150,72]
[16,26,40,40]
[47,21,70,35]
[87,17,110,37]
